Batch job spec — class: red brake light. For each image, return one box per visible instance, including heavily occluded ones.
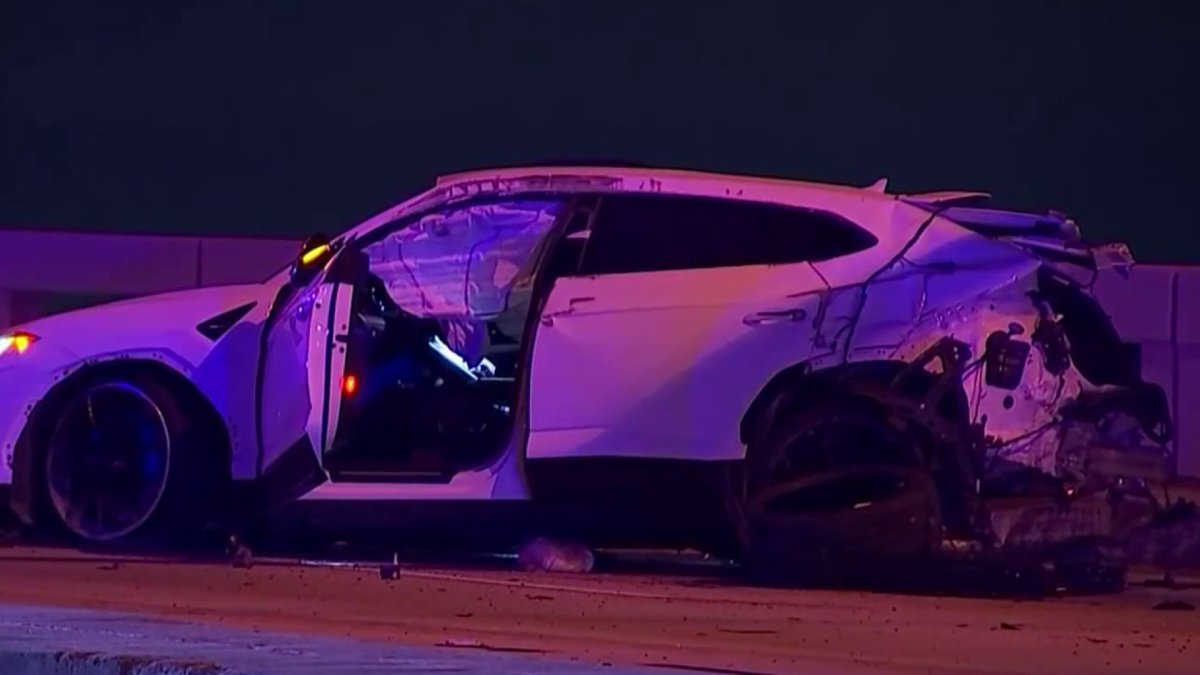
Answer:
[342,375,358,395]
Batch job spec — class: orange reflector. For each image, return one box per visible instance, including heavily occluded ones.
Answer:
[342,375,358,395]
[1,332,37,356]
[300,243,331,265]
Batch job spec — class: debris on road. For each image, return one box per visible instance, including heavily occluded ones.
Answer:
[231,547,253,569]
[517,537,595,573]
[439,638,546,654]
[1152,599,1195,611]
[226,535,254,569]
[718,628,779,635]
[379,553,400,580]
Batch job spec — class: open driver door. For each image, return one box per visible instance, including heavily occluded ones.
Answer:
[255,236,364,507]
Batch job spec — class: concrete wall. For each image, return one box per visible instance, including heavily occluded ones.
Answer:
[1093,266,1200,477]
[0,229,297,295]
[0,228,1197,475]
[0,292,10,333]
[0,229,296,328]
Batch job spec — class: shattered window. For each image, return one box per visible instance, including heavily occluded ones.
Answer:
[364,199,565,318]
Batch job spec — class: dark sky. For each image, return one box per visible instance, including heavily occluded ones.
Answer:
[2,2,1197,260]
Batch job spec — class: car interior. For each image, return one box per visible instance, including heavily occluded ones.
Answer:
[322,198,591,481]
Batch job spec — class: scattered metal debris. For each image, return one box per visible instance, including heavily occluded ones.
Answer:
[438,638,546,654]
[639,664,771,675]
[440,638,482,648]
[717,628,778,635]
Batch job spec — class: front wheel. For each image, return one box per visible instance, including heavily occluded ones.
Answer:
[37,375,214,545]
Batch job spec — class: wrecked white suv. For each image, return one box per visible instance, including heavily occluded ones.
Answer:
[0,166,1172,569]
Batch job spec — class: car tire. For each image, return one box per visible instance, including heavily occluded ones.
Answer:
[34,373,218,548]
[730,393,946,585]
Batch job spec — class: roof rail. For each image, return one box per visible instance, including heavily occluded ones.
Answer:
[436,158,650,182]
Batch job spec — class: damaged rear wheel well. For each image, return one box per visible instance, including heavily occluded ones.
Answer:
[740,358,972,450]
[737,349,981,543]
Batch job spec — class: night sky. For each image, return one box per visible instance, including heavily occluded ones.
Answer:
[2,2,1197,261]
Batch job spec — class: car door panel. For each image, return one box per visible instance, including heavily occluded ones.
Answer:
[259,281,323,474]
[528,263,828,462]
[257,273,354,495]
[315,282,356,454]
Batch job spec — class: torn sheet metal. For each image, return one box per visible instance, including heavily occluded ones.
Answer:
[807,200,1173,553]
[988,495,1114,549]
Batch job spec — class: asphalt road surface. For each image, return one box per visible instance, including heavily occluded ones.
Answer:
[0,546,1197,675]
[0,602,692,675]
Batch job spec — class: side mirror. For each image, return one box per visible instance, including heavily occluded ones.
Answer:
[290,233,334,283]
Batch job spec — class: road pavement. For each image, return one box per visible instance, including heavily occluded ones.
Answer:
[0,546,1197,674]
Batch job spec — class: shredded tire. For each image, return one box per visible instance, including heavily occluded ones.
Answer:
[736,393,947,585]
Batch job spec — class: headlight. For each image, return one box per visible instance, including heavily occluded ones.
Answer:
[0,331,38,357]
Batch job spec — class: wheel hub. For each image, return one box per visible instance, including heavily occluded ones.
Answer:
[45,382,171,542]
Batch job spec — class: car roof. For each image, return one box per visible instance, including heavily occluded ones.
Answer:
[432,164,880,197]
[342,164,1026,246]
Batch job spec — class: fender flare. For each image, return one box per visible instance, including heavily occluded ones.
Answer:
[7,350,223,524]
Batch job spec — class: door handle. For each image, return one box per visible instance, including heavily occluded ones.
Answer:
[541,297,595,327]
[540,306,574,327]
[743,308,808,326]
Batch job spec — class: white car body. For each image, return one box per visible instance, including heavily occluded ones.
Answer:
[0,165,1171,550]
